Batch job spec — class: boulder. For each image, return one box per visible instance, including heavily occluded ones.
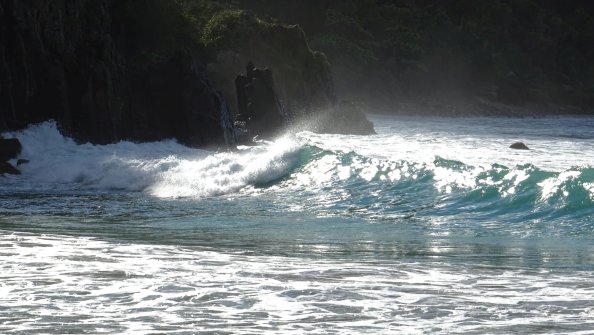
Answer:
[510,142,530,150]
[0,138,22,161]
[0,161,20,175]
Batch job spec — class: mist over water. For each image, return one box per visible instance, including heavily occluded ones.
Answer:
[2,115,594,334]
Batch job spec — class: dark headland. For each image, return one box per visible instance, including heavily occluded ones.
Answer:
[1,0,593,163]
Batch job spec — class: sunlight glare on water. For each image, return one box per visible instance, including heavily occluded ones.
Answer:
[1,231,594,334]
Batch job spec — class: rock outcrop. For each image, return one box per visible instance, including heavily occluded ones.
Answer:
[205,10,374,138]
[122,49,235,148]
[0,0,234,148]
[0,137,21,175]
[0,138,21,161]
[1,3,373,151]
[0,0,123,143]
[203,10,336,122]
[235,62,286,140]
[510,142,530,150]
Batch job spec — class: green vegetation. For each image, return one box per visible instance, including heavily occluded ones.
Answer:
[201,9,278,48]
[110,0,220,67]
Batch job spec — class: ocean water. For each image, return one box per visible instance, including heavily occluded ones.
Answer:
[1,115,594,334]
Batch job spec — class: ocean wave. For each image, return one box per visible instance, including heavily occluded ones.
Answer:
[276,144,594,226]
[3,122,594,221]
[3,122,302,198]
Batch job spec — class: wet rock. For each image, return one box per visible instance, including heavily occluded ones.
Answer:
[0,161,20,175]
[0,138,22,161]
[510,142,530,150]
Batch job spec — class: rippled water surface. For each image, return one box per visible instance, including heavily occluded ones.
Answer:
[1,115,594,334]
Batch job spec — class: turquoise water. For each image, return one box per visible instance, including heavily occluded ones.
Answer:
[1,115,594,334]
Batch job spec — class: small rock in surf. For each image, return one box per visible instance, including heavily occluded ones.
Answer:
[510,142,529,150]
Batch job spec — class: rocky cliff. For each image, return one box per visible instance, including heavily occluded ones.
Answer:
[0,0,122,142]
[0,1,374,151]
[202,10,336,123]
[0,0,234,148]
[202,9,374,137]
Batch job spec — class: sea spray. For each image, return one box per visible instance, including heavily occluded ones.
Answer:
[148,136,302,198]
[3,122,303,197]
[4,120,594,207]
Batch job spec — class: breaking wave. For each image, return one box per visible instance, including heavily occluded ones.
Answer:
[4,122,594,212]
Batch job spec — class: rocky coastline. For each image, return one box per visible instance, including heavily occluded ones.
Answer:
[0,1,374,166]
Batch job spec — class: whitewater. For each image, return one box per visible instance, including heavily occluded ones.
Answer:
[1,114,594,334]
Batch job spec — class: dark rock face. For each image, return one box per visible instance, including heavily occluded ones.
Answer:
[233,63,375,140]
[510,142,530,150]
[124,49,235,148]
[0,138,21,175]
[0,161,19,175]
[0,0,234,148]
[0,0,123,143]
[205,12,375,138]
[1,3,372,150]
[235,62,285,139]
[0,138,21,161]
[205,13,336,122]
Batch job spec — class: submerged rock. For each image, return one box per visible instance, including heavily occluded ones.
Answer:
[510,142,530,150]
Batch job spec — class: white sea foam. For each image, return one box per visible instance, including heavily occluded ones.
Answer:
[4,122,301,197]
[4,116,594,202]
[302,114,594,172]
[2,116,594,334]
[1,230,593,334]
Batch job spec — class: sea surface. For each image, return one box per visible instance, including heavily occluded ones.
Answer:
[1,114,594,334]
